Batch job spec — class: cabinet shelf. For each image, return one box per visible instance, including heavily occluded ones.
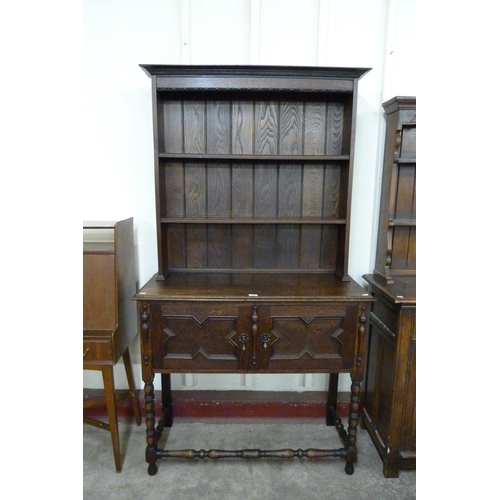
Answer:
[374,96,416,282]
[161,217,346,225]
[145,65,367,280]
[159,153,350,162]
[394,158,416,164]
[388,219,416,227]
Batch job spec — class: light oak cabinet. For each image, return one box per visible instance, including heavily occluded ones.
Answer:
[83,218,141,472]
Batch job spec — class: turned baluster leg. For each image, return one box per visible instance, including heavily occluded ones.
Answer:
[139,302,158,475]
[345,380,361,475]
[144,381,158,476]
[344,305,367,475]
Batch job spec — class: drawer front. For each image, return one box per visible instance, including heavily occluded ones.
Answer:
[147,301,360,373]
[83,337,114,365]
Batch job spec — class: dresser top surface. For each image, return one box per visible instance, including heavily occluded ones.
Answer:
[135,272,374,303]
[362,274,416,304]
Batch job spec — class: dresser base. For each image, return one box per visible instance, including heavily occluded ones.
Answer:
[145,374,361,476]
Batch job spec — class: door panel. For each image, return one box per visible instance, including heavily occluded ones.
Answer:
[150,301,359,373]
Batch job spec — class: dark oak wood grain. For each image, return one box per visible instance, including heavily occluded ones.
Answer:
[135,65,372,477]
[373,96,416,282]
[362,274,416,478]
[362,96,416,478]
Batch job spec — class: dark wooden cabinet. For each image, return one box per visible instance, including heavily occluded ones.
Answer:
[373,96,416,283]
[83,218,141,472]
[362,274,415,477]
[362,96,416,477]
[134,65,374,476]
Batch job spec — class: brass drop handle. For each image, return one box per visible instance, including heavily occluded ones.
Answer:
[83,348,89,357]
[238,333,249,351]
[260,333,270,350]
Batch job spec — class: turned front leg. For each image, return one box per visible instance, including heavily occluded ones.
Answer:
[344,305,367,475]
[345,380,361,475]
[144,381,158,476]
[139,302,158,475]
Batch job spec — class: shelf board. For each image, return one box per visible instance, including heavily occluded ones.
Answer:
[388,220,416,227]
[159,153,350,162]
[160,217,347,225]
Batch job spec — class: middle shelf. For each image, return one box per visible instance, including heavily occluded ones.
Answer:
[159,160,350,220]
[159,153,351,161]
[160,217,346,224]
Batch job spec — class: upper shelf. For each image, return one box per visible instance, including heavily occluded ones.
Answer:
[395,158,416,164]
[159,153,351,162]
[160,217,347,225]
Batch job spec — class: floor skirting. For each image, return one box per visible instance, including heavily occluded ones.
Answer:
[83,389,351,420]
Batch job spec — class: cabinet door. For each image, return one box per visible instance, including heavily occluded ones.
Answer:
[261,303,359,372]
[148,301,359,373]
[150,302,242,372]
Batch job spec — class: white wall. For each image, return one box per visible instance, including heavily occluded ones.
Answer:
[83,0,416,392]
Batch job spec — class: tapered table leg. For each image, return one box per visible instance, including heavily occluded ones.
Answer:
[122,348,142,426]
[102,365,122,473]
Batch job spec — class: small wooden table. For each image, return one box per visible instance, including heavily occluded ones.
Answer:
[83,219,141,472]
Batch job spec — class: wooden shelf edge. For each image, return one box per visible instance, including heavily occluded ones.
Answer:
[160,218,347,225]
[159,153,351,162]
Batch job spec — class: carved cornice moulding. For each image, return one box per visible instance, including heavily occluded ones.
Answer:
[139,65,371,93]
